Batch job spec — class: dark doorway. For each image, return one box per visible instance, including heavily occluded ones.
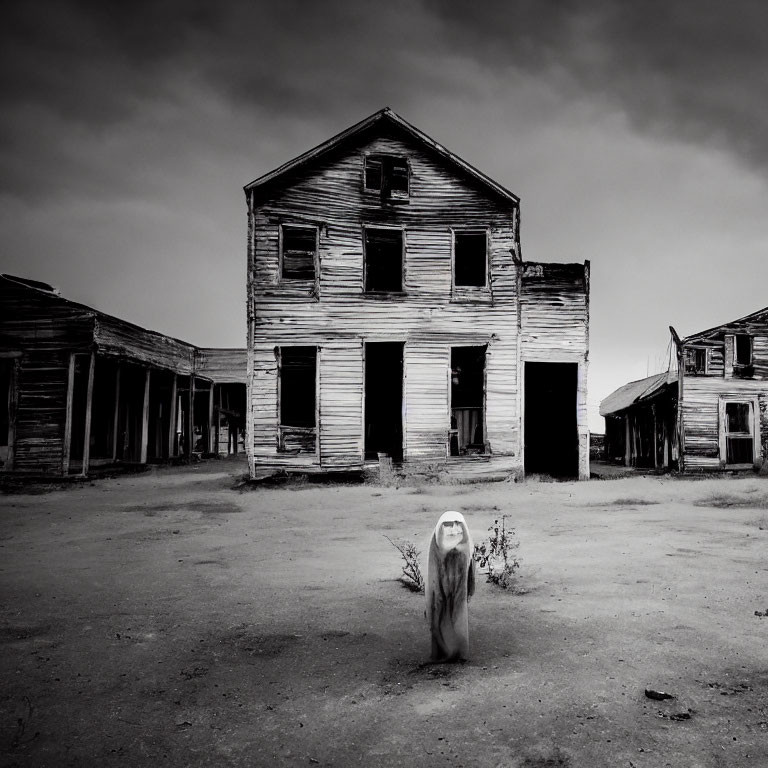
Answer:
[524,362,578,477]
[450,346,486,455]
[365,342,403,461]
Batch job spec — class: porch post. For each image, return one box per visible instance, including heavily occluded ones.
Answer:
[81,351,95,477]
[168,374,177,458]
[139,368,151,464]
[112,363,121,461]
[62,352,76,476]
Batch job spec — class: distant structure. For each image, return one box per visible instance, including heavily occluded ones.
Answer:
[0,275,246,477]
[601,307,768,472]
[244,108,590,480]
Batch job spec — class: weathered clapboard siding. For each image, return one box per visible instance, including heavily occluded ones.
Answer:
[94,317,196,375]
[520,263,589,361]
[246,110,589,478]
[196,348,248,384]
[319,342,363,467]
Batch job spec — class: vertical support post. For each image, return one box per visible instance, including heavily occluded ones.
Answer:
[140,368,151,464]
[187,376,195,458]
[624,416,631,467]
[112,363,121,461]
[652,404,659,469]
[81,351,95,477]
[62,352,76,476]
[168,374,177,458]
[208,382,215,454]
[6,358,19,471]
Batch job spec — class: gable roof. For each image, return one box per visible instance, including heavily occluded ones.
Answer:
[683,304,768,343]
[243,107,520,204]
[600,370,677,417]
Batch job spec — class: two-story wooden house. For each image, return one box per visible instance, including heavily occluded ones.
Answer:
[601,306,768,472]
[245,109,590,480]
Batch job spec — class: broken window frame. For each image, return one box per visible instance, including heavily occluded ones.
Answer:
[279,223,318,283]
[719,397,757,467]
[363,225,405,294]
[276,346,318,454]
[363,154,410,199]
[684,346,708,375]
[452,228,490,292]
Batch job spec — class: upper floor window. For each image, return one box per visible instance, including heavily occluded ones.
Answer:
[454,230,488,288]
[734,334,754,378]
[684,347,707,375]
[280,224,317,281]
[364,154,409,198]
[364,227,403,293]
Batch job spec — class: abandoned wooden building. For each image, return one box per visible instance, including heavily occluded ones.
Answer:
[245,108,591,480]
[1,274,246,477]
[601,306,768,472]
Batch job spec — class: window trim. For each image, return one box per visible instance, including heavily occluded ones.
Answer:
[278,222,319,284]
[362,224,406,295]
[451,227,490,296]
[362,153,410,199]
[718,396,759,468]
[684,345,709,375]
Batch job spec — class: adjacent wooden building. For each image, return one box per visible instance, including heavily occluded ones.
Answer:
[245,108,590,480]
[601,307,768,472]
[1,274,246,477]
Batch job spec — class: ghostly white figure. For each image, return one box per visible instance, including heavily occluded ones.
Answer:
[426,511,475,662]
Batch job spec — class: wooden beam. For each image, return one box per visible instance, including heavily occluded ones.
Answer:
[112,363,121,461]
[140,368,151,464]
[81,351,95,477]
[168,374,177,458]
[62,353,76,476]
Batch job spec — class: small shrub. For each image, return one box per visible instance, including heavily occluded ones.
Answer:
[473,515,521,589]
[385,536,424,593]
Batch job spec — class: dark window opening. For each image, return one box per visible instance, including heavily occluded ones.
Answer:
[684,347,707,374]
[364,228,403,293]
[364,155,409,197]
[454,231,487,287]
[279,346,317,454]
[725,401,753,464]
[365,342,403,462]
[524,362,578,477]
[734,335,753,377]
[450,346,486,456]
[281,225,316,281]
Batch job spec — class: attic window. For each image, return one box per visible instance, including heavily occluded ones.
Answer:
[684,347,707,375]
[364,155,409,197]
[364,227,403,293]
[281,225,317,281]
[454,230,488,288]
[735,335,753,365]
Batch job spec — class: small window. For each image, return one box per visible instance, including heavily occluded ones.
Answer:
[684,347,707,375]
[364,228,403,293]
[281,225,317,281]
[454,231,487,287]
[725,401,753,464]
[364,155,409,197]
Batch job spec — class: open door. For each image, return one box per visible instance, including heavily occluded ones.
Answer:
[364,342,403,461]
[524,362,578,477]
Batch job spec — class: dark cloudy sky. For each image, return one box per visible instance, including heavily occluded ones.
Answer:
[3,0,768,431]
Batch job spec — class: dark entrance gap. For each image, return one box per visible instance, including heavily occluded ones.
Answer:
[524,361,578,477]
[364,342,403,461]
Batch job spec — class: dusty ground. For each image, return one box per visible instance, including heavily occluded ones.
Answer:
[0,459,766,768]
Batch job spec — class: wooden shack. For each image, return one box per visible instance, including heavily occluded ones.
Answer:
[601,306,768,472]
[245,108,590,480]
[1,275,246,476]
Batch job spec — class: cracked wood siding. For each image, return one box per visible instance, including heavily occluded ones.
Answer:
[247,129,521,470]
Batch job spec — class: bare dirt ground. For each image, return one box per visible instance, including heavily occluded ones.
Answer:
[1,459,766,768]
